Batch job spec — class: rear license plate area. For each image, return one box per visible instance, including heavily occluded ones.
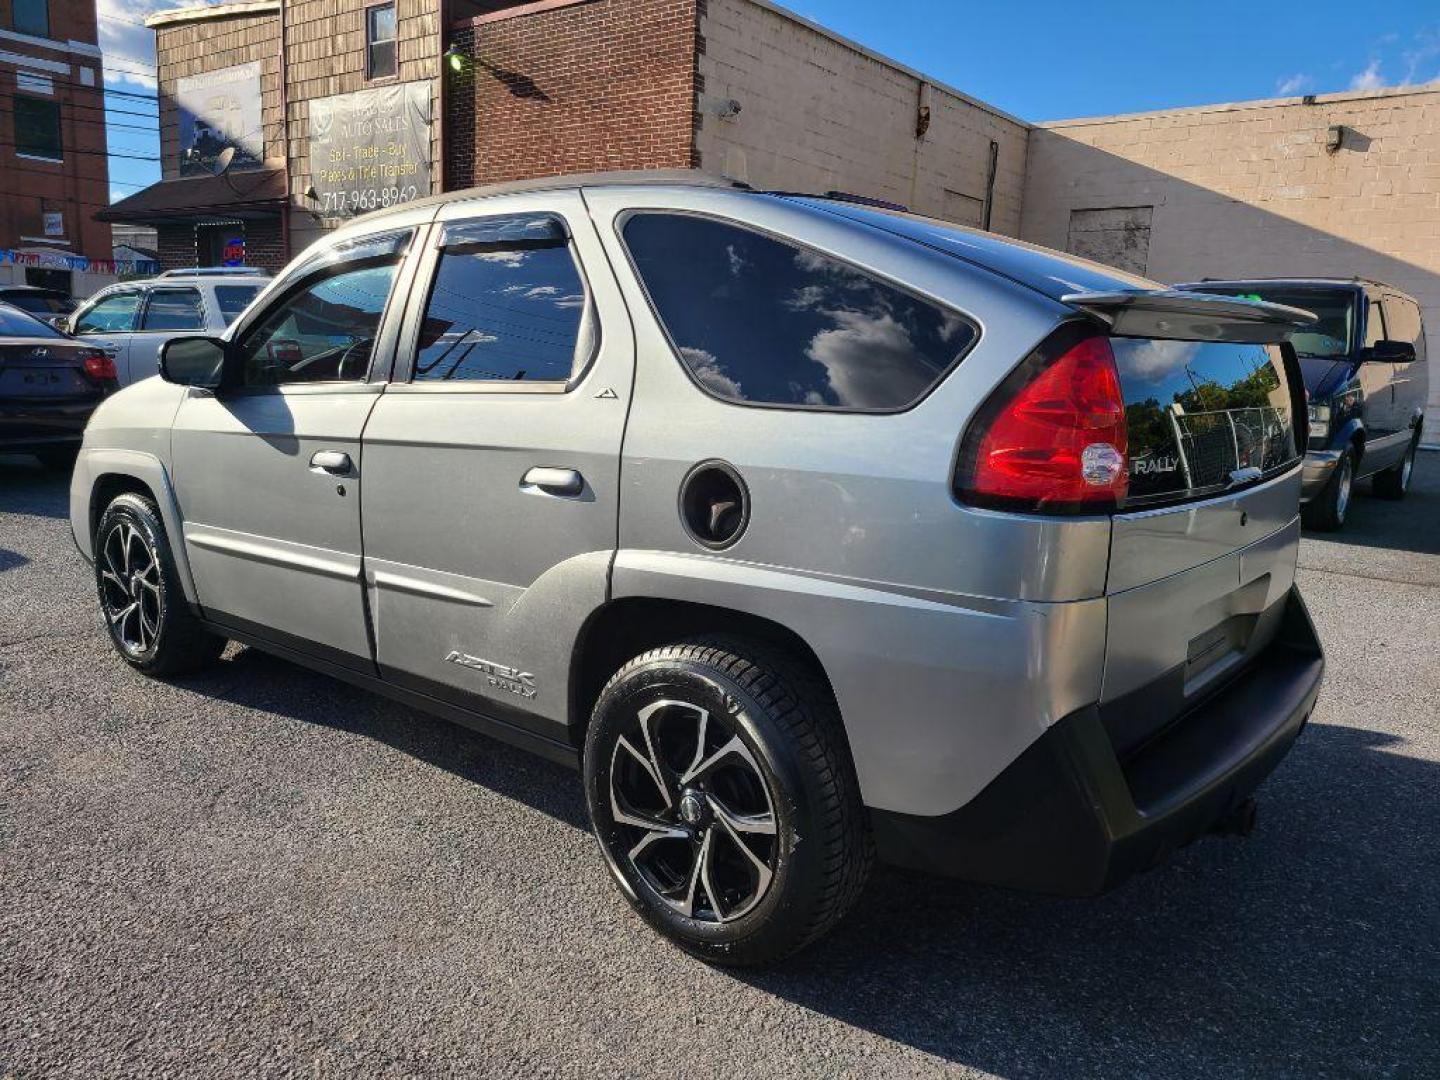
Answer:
[1184,614,1258,689]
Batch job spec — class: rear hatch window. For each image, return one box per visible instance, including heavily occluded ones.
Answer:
[1115,338,1300,508]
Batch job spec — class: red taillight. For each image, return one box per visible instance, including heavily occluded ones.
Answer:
[82,352,118,382]
[958,330,1129,512]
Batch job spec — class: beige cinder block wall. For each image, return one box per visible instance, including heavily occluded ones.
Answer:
[697,0,1030,236]
[1020,85,1440,438]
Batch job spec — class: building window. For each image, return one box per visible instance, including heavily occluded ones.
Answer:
[13,96,62,160]
[366,3,398,80]
[13,0,50,38]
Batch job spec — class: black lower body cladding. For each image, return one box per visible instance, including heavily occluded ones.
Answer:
[872,589,1324,896]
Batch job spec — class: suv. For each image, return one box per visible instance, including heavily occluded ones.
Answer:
[65,273,270,388]
[1177,278,1428,530]
[70,173,1325,964]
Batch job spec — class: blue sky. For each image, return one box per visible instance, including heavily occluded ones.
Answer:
[99,0,1440,204]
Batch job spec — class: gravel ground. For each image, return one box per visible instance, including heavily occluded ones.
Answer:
[2,452,1437,1079]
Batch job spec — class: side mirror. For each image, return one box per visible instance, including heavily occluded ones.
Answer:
[1363,339,1416,363]
[159,336,229,390]
[46,315,70,332]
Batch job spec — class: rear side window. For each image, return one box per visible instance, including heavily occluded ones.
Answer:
[140,289,206,331]
[623,213,976,410]
[414,215,588,383]
[215,285,261,323]
[1115,339,1300,506]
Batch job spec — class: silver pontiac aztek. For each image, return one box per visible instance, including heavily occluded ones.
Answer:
[70,171,1325,965]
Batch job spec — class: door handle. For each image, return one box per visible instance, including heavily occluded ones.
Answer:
[310,450,353,475]
[521,466,584,497]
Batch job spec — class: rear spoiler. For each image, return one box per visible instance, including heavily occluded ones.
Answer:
[1059,289,1318,344]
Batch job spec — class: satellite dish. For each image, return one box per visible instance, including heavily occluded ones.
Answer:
[210,146,236,177]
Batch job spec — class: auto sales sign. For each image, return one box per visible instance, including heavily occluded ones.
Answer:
[309,81,432,218]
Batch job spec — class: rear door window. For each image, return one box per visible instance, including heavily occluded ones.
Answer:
[413,215,589,383]
[140,289,206,331]
[1115,338,1300,506]
[622,212,976,411]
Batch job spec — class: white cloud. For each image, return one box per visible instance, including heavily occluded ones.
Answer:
[1349,59,1386,91]
[1402,28,1440,85]
[804,309,930,408]
[1275,73,1309,96]
[679,347,743,398]
[98,0,236,88]
[97,0,162,88]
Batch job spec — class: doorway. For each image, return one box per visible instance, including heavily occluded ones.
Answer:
[195,222,247,268]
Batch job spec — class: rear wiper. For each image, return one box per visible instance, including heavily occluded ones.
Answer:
[1227,467,1263,488]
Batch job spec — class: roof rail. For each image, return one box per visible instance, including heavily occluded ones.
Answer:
[156,267,272,278]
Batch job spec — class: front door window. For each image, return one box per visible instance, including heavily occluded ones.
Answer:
[234,239,408,386]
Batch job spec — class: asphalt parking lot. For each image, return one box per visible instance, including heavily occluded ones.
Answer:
[2,454,1438,1079]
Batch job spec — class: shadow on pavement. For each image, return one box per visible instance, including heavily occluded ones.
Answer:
[182,643,1439,1075]
[188,646,590,831]
[0,455,71,520]
[737,722,1439,1074]
[1304,450,1440,556]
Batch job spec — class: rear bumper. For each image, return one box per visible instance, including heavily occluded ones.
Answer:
[871,588,1324,896]
[1300,449,1342,503]
[0,401,95,450]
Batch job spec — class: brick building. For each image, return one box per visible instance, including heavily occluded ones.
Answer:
[104,0,1028,272]
[1021,85,1440,437]
[100,0,1438,430]
[0,0,114,296]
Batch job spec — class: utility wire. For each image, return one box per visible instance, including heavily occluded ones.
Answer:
[97,11,149,28]
[3,162,149,188]
[100,48,158,68]
[0,139,160,161]
[0,104,157,131]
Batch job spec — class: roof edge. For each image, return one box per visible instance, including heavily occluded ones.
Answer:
[738,0,1029,130]
[1038,81,1440,129]
[145,0,280,29]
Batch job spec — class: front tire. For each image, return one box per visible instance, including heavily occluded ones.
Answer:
[95,493,225,676]
[1302,447,1354,531]
[584,638,872,966]
[1373,432,1419,500]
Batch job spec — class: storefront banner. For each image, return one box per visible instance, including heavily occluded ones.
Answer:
[309,81,431,218]
[0,249,159,275]
[177,61,264,177]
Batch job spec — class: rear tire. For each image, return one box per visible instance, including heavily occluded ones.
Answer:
[1301,447,1354,532]
[584,637,872,966]
[1373,432,1419,500]
[95,492,226,677]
